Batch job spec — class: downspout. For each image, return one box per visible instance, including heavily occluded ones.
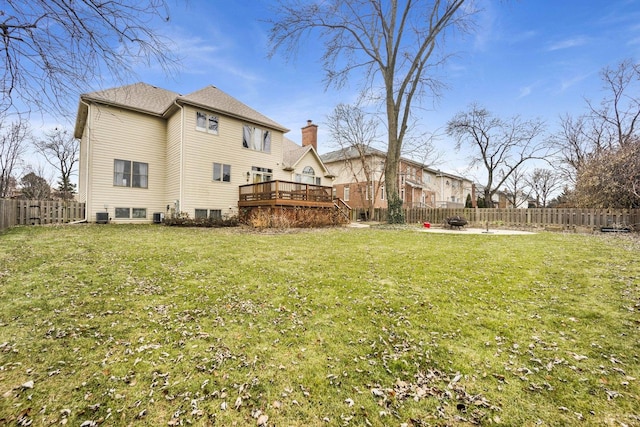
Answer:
[174,100,185,215]
[72,99,92,224]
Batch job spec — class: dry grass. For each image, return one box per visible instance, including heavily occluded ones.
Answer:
[0,224,638,426]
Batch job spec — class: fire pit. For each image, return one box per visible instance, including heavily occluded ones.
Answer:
[445,215,468,230]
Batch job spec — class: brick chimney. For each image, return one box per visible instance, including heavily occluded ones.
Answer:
[301,119,318,151]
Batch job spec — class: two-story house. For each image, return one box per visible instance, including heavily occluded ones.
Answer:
[74,82,332,223]
[320,146,473,212]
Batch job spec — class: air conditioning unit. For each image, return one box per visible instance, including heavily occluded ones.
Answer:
[96,212,109,224]
[153,212,164,224]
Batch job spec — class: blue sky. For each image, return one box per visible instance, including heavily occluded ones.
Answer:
[83,0,640,177]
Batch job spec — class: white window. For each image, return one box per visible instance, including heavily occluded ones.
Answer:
[213,163,231,182]
[252,166,273,183]
[114,208,146,219]
[115,207,130,218]
[296,166,320,184]
[365,183,374,200]
[196,112,207,130]
[196,112,219,135]
[344,186,350,201]
[114,159,148,188]
[208,115,219,134]
[132,208,147,219]
[242,125,271,153]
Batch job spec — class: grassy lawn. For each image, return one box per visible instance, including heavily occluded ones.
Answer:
[0,224,639,426]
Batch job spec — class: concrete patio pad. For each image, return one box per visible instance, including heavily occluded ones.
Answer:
[419,227,536,235]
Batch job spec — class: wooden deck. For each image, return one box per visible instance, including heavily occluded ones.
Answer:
[238,180,335,208]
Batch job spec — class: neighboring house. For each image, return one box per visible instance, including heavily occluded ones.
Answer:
[74,82,332,223]
[473,185,533,208]
[320,146,473,211]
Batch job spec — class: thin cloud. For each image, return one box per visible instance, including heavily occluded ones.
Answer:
[628,36,640,45]
[508,30,538,45]
[518,85,533,98]
[559,73,590,92]
[169,32,262,83]
[547,37,588,51]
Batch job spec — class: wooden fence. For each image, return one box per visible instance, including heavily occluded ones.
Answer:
[0,200,86,232]
[353,207,640,230]
[2,201,638,232]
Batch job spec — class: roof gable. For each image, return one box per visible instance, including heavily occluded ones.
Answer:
[81,82,179,115]
[179,86,288,132]
[283,137,331,176]
[74,82,288,137]
[320,146,387,163]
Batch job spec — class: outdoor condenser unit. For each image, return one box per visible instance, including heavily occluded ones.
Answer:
[153,212,164,224]
[96,212,109,224]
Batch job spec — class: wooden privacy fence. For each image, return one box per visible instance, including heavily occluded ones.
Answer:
[0,200,86,231]
[353,207,640,230]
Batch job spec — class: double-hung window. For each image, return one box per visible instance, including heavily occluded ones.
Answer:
[213,163,231,182]
[196,111,219,135]
[242,125,271,153]
[114,159,148,188]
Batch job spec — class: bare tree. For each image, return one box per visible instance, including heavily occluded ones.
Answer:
[502,167,530,208]
[573,139,640,208]
[326,103,384,220]
[268,0,476,223]
[0,118,30,198]
[587,59,640,149]
[446,104,548,207]
[525,168,562,208]
[33,128,78,201]
[1,0,178,116]
[20,172,51,200]
[554,60,640,183]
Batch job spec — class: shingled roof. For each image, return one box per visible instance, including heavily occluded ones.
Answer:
[179,86,287,132]
[282,137,312,170]
[75,82,288,138]
[80,82,179,115]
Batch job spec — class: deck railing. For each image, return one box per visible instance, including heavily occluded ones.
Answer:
[239,181,334,208]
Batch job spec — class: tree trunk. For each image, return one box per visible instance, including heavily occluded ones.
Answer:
[485,188,493,208]
[385,110,405,223]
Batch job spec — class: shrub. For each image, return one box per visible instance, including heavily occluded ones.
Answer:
[242,207,347,229]
[164,212,239,228]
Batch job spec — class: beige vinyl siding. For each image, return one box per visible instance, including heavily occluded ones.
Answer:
[288,152,331,186]
[78,121,90,205]
[86,104,167,222]
[165,111,182,209]
[180,105,285,215]
[325,154,385,186]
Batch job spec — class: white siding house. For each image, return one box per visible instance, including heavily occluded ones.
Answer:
[74,83,333,223]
